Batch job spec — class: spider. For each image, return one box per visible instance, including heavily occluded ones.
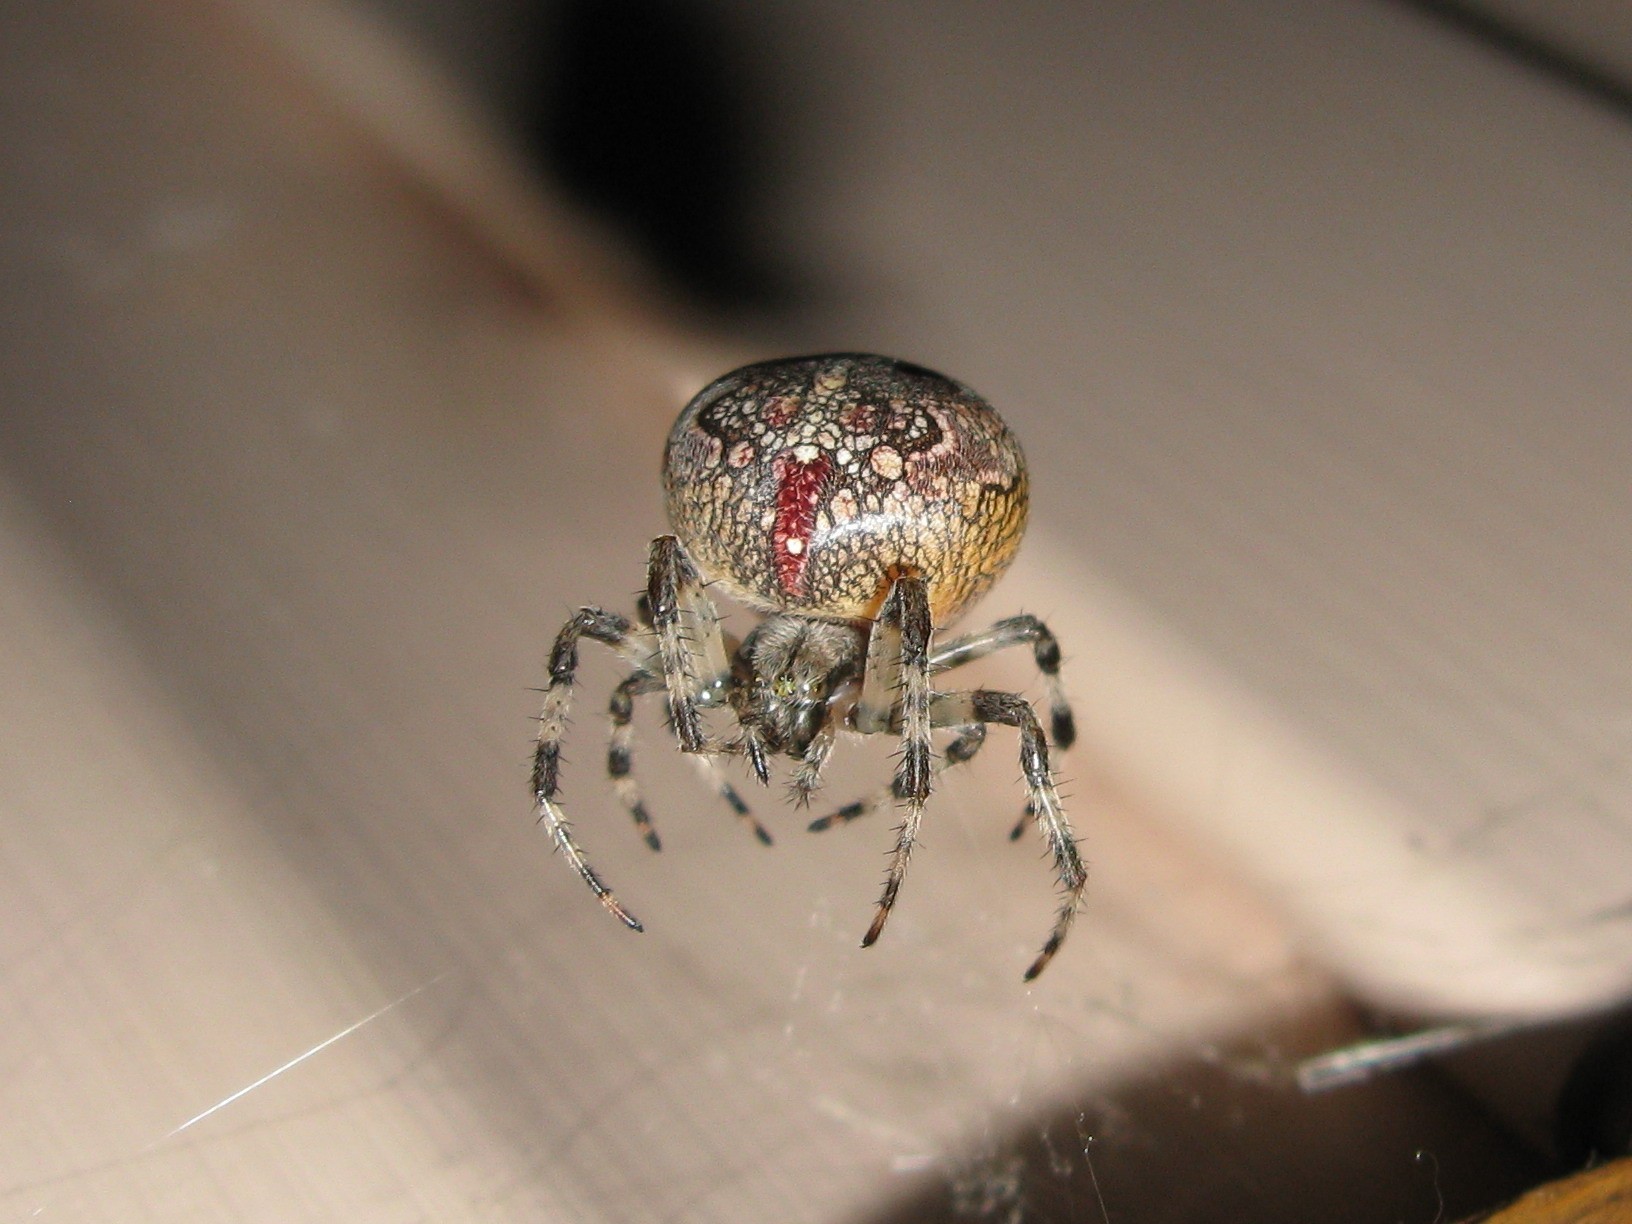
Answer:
[531,353,1086,979]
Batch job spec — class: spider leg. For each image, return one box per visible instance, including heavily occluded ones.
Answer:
[851,582,904,737]
[807,723,986,832]
[610,661,772,847]
[691,753,774,844]
[931,615,1075,750]
[608,671,663,851]
[930,688,1086,980]
[532,607,648,931]
[646,534,732,755]
[860,575,935,949]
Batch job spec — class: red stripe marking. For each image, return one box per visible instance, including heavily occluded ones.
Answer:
[771,451,831,596]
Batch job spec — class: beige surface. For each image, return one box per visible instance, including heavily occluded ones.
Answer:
[737,0,1632,1016]
[0,0,1615,1219]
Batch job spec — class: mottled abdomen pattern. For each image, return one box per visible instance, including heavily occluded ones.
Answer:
[663,354,1029,623]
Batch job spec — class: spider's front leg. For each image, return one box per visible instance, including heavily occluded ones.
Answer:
[644,535,776,838]
[858,574,936,949]
[815,616,1074,836]
[646,534,733,755]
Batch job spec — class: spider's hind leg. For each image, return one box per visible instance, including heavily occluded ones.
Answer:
[608,671,664,851]
[807,723,986,832]
[692,753,774,844]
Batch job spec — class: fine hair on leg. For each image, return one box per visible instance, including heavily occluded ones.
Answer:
[931,688,1086,979]
[807,723,986,833]
[931,614,1076,750]
[861,575,935,948]
[645,534,731,755]
[607,670,664,851]
[532,606,647,930]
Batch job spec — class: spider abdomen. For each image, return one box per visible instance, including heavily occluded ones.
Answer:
[663,353,1029,623]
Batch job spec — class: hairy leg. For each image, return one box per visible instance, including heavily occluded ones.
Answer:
[931,614,1075,749]
[807,723,986,832]
[608,662,773,848]
[532,606,648,930]
[646,534,732,754]
[690,752,774,844]
[931,688,1086,980]
[607,671,663,851]
[858,575,935,949]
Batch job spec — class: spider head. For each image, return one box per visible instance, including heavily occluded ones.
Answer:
[736,615,863,757]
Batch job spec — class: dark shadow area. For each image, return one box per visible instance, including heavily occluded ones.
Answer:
[1558,1017,1632,1169]
[871,1013,1552,1224]
[528,0,808,317]
[1390,1,1632,123]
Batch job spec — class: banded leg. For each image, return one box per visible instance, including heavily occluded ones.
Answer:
[608,671,663,851]
[931,688,1086,980]
[807,720,1033,843]
[931,615,1076,750]
[611,667,773,847]
[647,535,731,754]
[860,575,935,949]
[691,752,774,844]
[532,607,646,931]
[807,724,987,832]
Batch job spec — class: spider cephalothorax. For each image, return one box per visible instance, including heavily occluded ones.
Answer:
[532,354,1085,979]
